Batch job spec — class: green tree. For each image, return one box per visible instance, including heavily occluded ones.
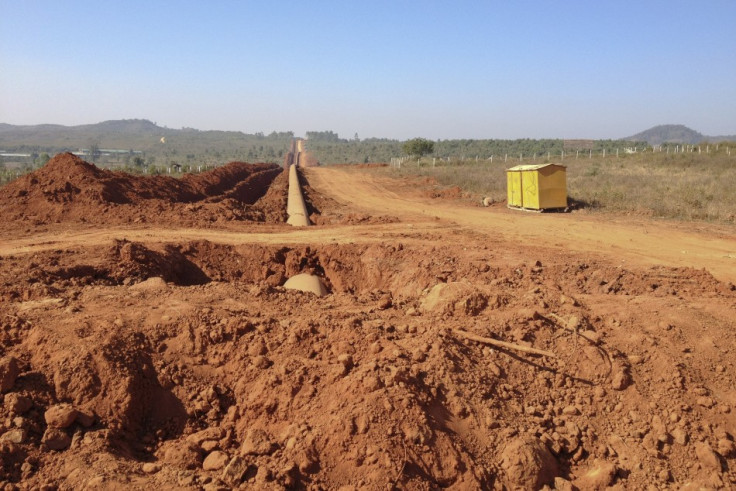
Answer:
[403,138,434,158]
[39,152,51,166]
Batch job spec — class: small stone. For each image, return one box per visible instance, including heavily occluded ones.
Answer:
[142,463,161,474]
[574,461,617,490]
[44,404,79,428]
[75,410,95,428]
[377,294,392,310]
[593,386,606,400]
[553,476,574,491]
[562,406,580,416]
[695,442,720,471]
[241,429,276,455]
[488,361,503,377]
[247,340,267,357]
[717,439,736,458]
[203,451,229,471]
[611,370,631,391]
[255,465,273,484]
[362,375,383,392]
[253,355,271,369]
[162,441,202,469]
[672,427,688,445]
[0,356,20,393]
[42,428,71,451]
[296,448,320,474]
[0,428,26,444]
[337,354,354,369]
[221,456,249,485]
[499,436,558,489]
[4,393,32,414]
[186,427,225,445]
[201,440,219,452]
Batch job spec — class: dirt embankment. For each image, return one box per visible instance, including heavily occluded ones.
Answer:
[0,153,287,228]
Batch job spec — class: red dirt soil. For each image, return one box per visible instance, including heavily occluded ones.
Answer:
[0,159,735,490]
[0,153,288,228]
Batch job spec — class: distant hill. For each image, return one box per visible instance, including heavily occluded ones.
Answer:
[0,119,279,152]
[626,124,736,145]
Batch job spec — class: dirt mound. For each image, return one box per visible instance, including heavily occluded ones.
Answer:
[1,236,735,488]
[0,153,287,227]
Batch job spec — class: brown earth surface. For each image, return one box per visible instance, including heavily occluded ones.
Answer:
[0,157,735,490]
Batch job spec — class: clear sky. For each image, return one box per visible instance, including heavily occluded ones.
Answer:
[1,1,734,140]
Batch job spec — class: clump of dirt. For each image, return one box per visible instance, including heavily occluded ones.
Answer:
[1,237,735,489]
[425,185,463,199]
[0,153,288,227]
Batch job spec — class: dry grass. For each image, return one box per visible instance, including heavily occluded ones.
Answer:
[378,150,736,223]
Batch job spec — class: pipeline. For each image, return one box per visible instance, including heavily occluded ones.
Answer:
[286,164,310,226]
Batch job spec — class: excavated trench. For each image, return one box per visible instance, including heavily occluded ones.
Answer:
[4,237,727,304]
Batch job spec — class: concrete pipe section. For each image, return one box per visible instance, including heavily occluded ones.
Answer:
[283,273,328,297]
[286,164,310,227]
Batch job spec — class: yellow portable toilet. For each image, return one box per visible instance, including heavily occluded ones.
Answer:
[506,163,567,210]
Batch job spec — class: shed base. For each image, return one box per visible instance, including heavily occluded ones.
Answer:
[507,205,568,213]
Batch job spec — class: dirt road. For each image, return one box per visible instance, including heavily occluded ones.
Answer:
[306,166,736,283]
[4,165,734,283]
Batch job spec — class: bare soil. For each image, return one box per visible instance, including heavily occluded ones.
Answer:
[1,156,735,490]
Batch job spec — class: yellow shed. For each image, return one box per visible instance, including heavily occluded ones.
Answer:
[506,163,567,210]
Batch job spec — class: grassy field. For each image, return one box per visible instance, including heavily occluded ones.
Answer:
[380,149,736,223]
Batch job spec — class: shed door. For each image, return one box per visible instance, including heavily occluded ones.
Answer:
[521,171,540,209]
[507,171,522,207]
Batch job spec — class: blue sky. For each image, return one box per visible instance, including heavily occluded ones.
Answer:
[1,1,734,139]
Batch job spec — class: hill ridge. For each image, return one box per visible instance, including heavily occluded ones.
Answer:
[626,124,736,145]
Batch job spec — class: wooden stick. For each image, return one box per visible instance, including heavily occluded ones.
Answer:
[453,329,556,358]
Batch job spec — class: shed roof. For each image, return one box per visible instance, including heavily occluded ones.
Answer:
[506,163,566,172]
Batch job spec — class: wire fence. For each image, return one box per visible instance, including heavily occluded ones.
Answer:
[390,143,734,168]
